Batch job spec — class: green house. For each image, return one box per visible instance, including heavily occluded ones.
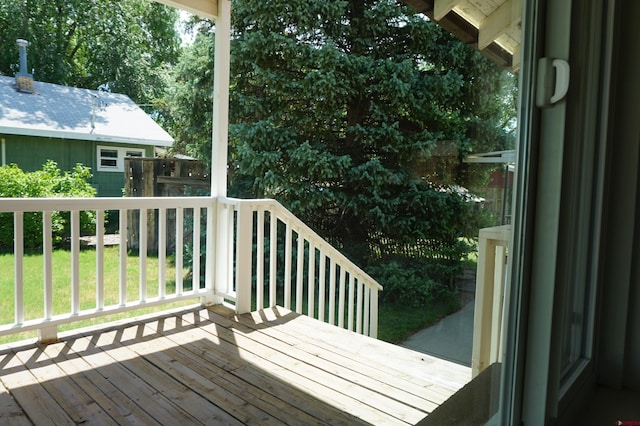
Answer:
[0,74,173,197]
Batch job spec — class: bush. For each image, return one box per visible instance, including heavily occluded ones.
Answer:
[0,161,97,250]
[368,258,456,307]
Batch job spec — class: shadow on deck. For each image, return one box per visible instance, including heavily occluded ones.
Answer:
[0,305,471,425]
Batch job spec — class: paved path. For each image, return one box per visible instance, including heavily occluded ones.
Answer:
[399,298,475,367]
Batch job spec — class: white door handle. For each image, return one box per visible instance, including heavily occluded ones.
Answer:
[536,57,570,108]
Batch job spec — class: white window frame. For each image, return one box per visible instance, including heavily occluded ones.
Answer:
[97,145,145,172]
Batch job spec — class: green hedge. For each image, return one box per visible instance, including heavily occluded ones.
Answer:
[0,161,97,250]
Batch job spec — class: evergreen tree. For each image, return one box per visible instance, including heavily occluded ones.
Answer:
[163,1,516,265]
[227,0,515,261]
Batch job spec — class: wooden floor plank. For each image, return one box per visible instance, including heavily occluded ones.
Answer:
[0,304,472,426]
[221,306,471,390]
[0,374,31,426]
[88,325,243,426]
[0,347,75,426]
[210,308,448,408]
[225,307,461,404]
[13,345,118,426]
[64,335,204,425]
[149,316,365,425]
[41,340,162,426]
[182,309,421,425]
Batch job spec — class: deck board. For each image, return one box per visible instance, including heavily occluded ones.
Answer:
[0,305,470,425]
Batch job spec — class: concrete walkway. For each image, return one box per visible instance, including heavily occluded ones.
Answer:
[399,298,475,367]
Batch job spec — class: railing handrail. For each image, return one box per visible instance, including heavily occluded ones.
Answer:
[221,197,383,291]
[0,196,213,212]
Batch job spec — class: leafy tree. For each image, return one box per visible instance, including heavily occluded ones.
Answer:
[0,0,180,104]
[165,1,516,268]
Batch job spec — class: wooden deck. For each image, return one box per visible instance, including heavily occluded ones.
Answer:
[0,305,470,425]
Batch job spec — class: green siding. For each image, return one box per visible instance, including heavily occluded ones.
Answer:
[1,134,152,197]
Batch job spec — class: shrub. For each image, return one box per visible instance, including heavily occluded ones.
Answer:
[368,258,456,307]
[0,161,97,250]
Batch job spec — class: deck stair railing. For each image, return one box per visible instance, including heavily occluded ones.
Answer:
[0,196,381,342]
[215,198,382,338]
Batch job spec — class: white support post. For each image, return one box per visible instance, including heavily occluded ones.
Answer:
[235,203,252,314]
[211,0,231,198]
[208,0,231,306]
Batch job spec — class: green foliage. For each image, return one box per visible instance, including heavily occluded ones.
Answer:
[0,0,180,105]
[163,1,517,294]
[159,29,215,163]
[0,161,97,249]
[368,258,455,307]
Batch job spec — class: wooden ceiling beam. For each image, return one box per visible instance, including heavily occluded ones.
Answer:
[434,0,465,21]
[479,0,512,50]
[153,0,217,19]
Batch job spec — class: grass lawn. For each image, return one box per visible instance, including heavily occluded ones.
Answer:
[1,247,462,346]
[0,246,198,344]
[377,296,461,344]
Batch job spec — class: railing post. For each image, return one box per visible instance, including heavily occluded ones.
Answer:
[472,225,510,377]
[203,200,220,305]
[370,287,379,338]
[235,202,252,313]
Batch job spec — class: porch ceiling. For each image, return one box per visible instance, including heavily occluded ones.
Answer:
[403,0,522,71]
[154,0,217,19]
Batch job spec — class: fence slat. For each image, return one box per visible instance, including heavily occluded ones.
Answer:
[296,232,304,314]
[139,209,148,302]
[96,210,104,310]
[158,208,167,298]
[356,281,363,334]
[338,267,346,328]
[14,212,24,324]
[348,274,355,331]
[284,222,292,310]
[328,261,336,325]
[256,208,264,309]
[308,243,316,319]
[318,251,326,322]
[269,210,277,307]
[43,211,53,320]
[193,207,201,293]
[176,207,184,295]
[119,209,127,305]
[71,210,80,315]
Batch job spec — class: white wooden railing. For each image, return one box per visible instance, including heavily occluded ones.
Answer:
[215,198,382,338]
[0,197,214,342]
[0,196,381,342]
[471,225,511,377]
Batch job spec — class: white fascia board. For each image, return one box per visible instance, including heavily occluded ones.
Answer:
[0,126,173,147]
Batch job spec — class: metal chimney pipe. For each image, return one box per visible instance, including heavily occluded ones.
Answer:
[16,39,29,75]
[15,39,34,93]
